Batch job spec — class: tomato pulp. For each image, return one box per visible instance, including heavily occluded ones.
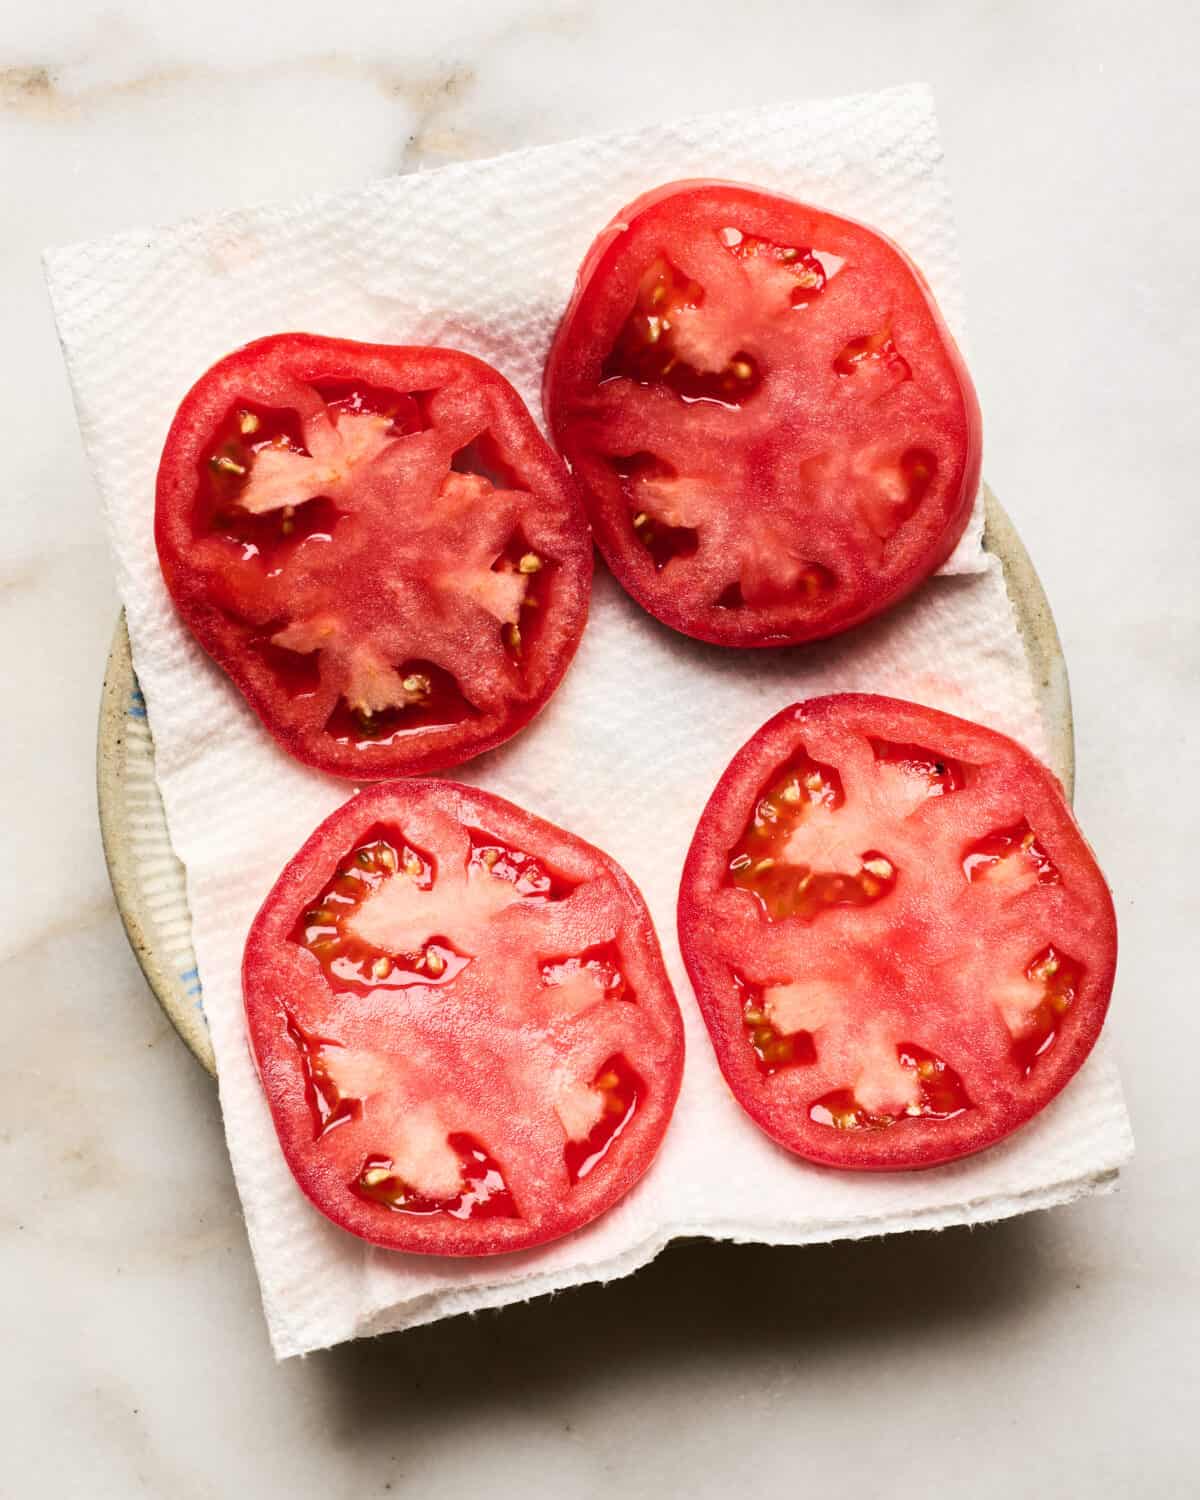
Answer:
[544,182,981,646]
[157,335,592,777]
[244,782,684,1254]
[677,696,1116,1169]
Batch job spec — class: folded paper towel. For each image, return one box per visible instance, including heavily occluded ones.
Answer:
[47,83,1132,1359]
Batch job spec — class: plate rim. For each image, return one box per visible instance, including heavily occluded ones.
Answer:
[96,487,1073,1078]
[98,615,218,1072]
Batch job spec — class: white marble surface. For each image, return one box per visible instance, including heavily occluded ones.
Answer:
[3,1,1197,1493]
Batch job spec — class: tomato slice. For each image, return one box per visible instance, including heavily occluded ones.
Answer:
[677,695,1116,1170]
[543,181,981,647]
[156,335,591,777]
[243,781,684,1254]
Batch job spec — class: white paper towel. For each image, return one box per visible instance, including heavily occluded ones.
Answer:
[47,84,1132,1359]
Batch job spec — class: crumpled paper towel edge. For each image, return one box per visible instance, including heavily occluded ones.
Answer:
[293,1049,1132,1360]
[349,1174,1123,1352]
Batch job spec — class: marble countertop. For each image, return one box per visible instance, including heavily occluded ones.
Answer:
[4,2,1196,1495]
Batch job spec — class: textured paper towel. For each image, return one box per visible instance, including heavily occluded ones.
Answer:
[47,85,1132,1359]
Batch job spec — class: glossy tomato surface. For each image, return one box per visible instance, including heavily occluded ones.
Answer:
[678,696,1116,1170]
[244,782,684,1254]
[157,335,591,777]
[544,181,981,647]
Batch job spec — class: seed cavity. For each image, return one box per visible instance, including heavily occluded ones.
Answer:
[354,1136,517,1221]
[1008,946,1083,1075]
[722,560,834,611]
[210,454,247,476]
[327,661,478,745]
[870,738,970,799]
[541,943,632,1005]
[728,754,900,920]
[964,820,1059,886]
[631,509,700,570]
[729,772,897,920]
[736,975,817,1074]
[833,328,911,381]
[600,256,765,406]
[563,1054,643,1183]
[290,829,471,992]
[810,1044,970,1131]
[285,1010,361,1139]
[468,829,576,902]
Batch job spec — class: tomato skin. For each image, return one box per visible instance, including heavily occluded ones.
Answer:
[544,181,982,648]
[677,696,1117,1170]
[244,781,684,1255]
[157,335,592,778]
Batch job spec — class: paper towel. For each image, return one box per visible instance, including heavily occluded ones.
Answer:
[47,84,1132,1359]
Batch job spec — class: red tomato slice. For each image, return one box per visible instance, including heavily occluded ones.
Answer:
[544,181,981,647]
[244,781,684,1254]
[157,335,591,777]
[677,696,1116,1170]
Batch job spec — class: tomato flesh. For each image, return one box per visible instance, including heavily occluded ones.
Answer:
[544,181,981,646]
[244,782,684,1254]
[677,695,1117,1170]
[158,336,591,777]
